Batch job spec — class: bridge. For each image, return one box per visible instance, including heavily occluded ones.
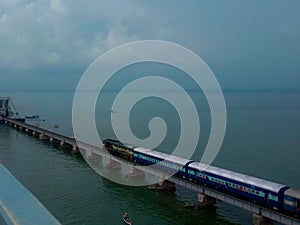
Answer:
[1,117,79,152]
[1,117,300,225]
[0,164,61,225]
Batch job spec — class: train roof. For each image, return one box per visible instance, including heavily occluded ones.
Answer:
[103,139,136,149]
[134,147,191,166]
[284,188,300,199]
[189,162,287,193]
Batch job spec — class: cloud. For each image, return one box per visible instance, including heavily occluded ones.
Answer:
[0,0,299,89]
[0,0,140,73]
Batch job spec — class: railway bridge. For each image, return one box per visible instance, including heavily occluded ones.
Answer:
[1,117,300,225]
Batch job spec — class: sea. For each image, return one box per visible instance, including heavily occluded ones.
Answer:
[0,89,300,225]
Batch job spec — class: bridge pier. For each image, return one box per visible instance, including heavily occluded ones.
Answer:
[106,157,121,169]
[85,150,102,161]
[197,193,217,208]
[39,134,48,140]
[252,214,274,225]
[159,179,176,191]
[60,140,66,147]
[252,213,274,225]
[148,179,176,191]
[49,137,59,143]
[128,167,144,177]
[72,145,79,153]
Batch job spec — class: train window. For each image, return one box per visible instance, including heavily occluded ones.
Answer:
[188,170,195,175]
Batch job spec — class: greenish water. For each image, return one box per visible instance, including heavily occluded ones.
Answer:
[1,89,300,225]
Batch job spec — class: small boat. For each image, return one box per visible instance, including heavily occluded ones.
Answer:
[25,115,39,119]
[183,201,195,208]
[122,212,132,225]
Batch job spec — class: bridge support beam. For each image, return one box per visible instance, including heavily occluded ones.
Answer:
[197,193,217,208]
[252,214,274,225]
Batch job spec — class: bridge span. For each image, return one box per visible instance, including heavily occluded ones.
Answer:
[1,117,300,225]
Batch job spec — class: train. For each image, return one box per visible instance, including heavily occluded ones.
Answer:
[103,139,300,218]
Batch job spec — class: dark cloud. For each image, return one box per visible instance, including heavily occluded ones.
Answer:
[0,0,299,89]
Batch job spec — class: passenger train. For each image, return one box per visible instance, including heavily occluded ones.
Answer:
[103,139,300,218]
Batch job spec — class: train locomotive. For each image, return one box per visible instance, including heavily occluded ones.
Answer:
[103,139,300,218]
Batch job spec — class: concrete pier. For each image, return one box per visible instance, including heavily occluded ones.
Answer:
[39,134,48,140]
[128,167,145,177]
[252,214,274,225]
[85,150,102,161]
[197,193,217,208]
[72,145,79,153]
[106,157,121,169]
[148,180,176,191]
[159,179,176,191]
[49,137,59,143]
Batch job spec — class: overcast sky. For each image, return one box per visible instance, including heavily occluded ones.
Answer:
[0,0,299,90]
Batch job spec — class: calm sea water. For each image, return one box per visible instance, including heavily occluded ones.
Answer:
[0,89,300,225]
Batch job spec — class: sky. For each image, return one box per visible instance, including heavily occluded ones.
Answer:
[0,0,299,90]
